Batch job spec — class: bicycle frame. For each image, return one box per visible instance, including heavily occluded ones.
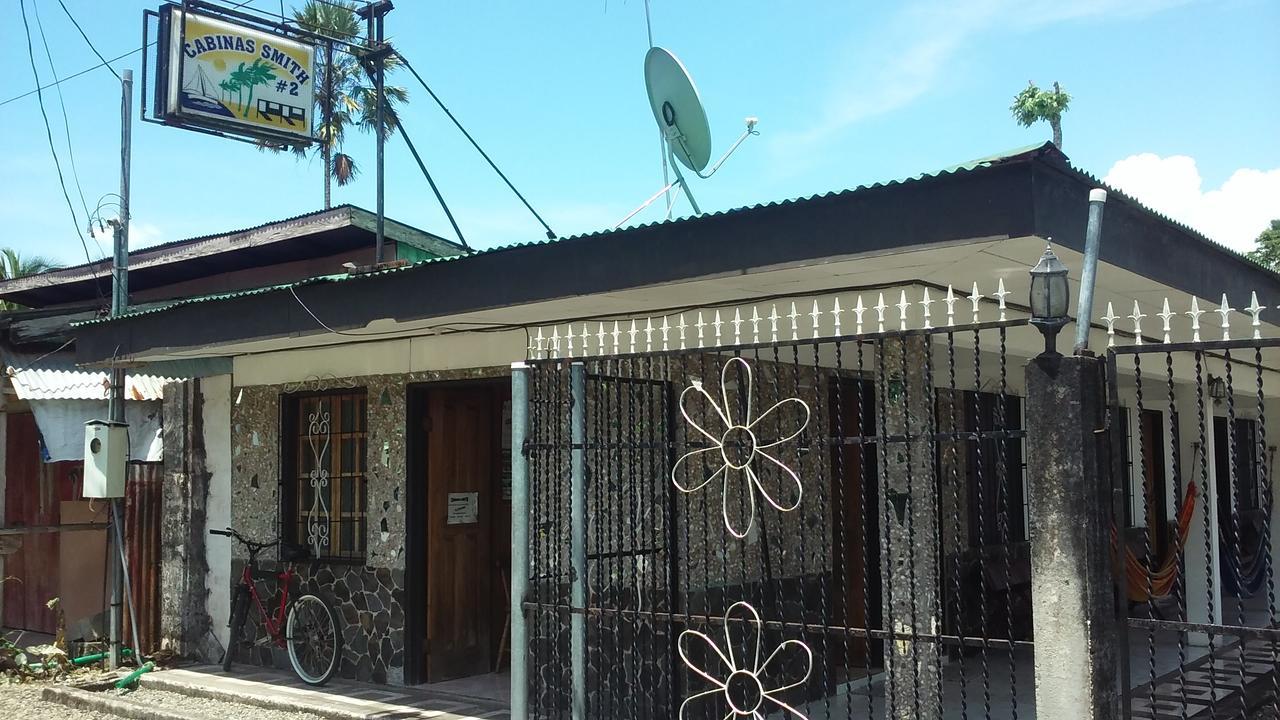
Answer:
[238,560,296,647]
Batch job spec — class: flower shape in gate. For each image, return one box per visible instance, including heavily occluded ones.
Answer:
[678,601,813,719]
[672,356,811,538]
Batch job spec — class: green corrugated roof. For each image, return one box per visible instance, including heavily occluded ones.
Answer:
[76,141,1267,328]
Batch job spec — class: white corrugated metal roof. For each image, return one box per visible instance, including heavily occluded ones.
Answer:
[6,367,175,401]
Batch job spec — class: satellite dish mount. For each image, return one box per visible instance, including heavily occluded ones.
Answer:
[616,47,758,228]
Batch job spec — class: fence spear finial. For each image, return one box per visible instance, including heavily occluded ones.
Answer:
[854,296,866,334]
[750,306,761,343]
[1217,293,1234,341]
[1128,301,1146,345]
[945,285,956,327]
[810,300,822,339]
[968,283,984,324]
[831,297,843,336]
[994,278,1009,321]
[1158,299,1174,344]
[1187,297,1203,342]
[1247,292,1264,339]
[875,293,887,333]
[1102,302,1118,347]
[920,288,933,330]
[897,290,910,331]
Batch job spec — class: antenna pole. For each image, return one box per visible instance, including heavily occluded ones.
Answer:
[668,150,700,215]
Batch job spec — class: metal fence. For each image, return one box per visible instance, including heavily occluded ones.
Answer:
[1110,336,1280,720]
[520,310,1034,719]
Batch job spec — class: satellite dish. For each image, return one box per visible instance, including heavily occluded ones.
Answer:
[615,46,758,228]
[644,47,711,173]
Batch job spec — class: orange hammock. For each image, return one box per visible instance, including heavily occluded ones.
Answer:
[1109,481,1199,602]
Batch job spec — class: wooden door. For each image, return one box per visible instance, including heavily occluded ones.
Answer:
[829,378,880,670]
[425,388,494,681]
[1139,410,1169,556]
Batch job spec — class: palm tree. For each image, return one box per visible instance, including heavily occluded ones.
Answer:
[293,0,408,208]
[0,249,61,310]
[1010,81,1072,149]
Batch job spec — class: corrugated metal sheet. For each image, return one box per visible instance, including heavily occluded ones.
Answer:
[73,141,1273,330]
[7,367,176,401]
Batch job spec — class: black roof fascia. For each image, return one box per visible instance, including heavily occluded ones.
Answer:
[1029,161,1280,307]
[71,160,1036,365]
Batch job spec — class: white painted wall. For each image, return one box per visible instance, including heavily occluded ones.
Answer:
[232,329,528,386]
[201,374,233,652]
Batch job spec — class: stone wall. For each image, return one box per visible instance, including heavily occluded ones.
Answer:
[226,365,505,685]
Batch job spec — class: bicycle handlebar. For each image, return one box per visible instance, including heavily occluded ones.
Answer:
[209,527,279,553]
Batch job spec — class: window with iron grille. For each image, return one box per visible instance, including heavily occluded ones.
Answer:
[281,390,368,562]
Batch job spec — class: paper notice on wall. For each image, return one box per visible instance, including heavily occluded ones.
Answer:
[447,492,479,525]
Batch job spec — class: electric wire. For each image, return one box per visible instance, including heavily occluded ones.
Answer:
[393,51,558,240]
[0,0,265,107]
[18,0,102,291]
[32,0,95,234]
[57,0,121,81]
[0,46,147,107]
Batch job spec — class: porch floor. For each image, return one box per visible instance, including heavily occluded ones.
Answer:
[144,665,510,719]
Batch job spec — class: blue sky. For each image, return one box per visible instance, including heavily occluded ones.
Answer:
[2,0,1278,266]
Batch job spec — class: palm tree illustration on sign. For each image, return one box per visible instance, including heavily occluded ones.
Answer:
[230,60,278,119]
[218,78,238,104]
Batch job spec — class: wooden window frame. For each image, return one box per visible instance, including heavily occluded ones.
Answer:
[280,388,369,563]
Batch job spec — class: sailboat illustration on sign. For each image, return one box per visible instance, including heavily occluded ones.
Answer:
[181,63,236,118]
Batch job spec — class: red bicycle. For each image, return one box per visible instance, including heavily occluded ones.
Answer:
[210,528,342,685]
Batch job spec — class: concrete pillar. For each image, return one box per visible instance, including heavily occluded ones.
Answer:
[879,336,941,720]
[1177,382,1221,647]
[1025,354,1120,720]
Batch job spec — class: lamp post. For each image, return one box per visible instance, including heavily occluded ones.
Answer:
[1030,244,1071,356]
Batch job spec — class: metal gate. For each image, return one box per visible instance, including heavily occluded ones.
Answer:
[517,293,1034,720]
[1110,331,1280,720]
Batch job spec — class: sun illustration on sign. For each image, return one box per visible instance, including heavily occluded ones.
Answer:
[672,356,810,538]
[678,601,813,719]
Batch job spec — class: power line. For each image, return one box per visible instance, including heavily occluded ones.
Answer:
[0,46,145,107]
[1,0,267,108]
[18,0,102,292]
[32,0,95,233]
[394,50,558,240]
[57,0,121,81]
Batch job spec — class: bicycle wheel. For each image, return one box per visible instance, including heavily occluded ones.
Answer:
[224,585,250,673]
[286,593,342,686]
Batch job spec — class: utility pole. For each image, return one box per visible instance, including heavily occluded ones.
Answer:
[357,1,393,264]
[107,68,133,670]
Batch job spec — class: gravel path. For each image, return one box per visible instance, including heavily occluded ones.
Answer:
[121,687,330,720]
[0,680,331,720]
[0,683,116,720]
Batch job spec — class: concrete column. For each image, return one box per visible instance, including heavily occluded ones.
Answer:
[879,336,941,720]
[1026,354,1120,720]
[1177,382,1221,647]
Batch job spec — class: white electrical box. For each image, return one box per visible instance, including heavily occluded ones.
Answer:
[84,420,127,498]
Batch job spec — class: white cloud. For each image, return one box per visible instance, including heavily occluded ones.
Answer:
[770,0,1190,160]
[90,221,166,252]
[1103,154,1280,253]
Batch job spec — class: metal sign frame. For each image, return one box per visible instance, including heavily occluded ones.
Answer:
[141,1,370,146]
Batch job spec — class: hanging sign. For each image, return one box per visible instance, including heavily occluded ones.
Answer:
[155,4,316,143]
